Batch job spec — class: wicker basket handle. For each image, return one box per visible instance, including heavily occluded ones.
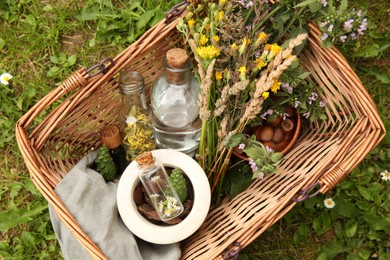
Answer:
[166,1,190,23]
[318,165,348,193]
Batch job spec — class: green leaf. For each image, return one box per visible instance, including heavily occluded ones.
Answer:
[46,66,61,77]
[294,0,317,8]
[243,146,261,159]
[345,221,358,238]
[0,38,5,50]
[368,70,390,84]
[65,54,77,67]
[352,44,379,58]
[75,6,100,21]
[136,10,155,30]
[357,185,372,201]
[270,152,283,163]
[0,203,47,231]
[298,72,311,79]
[226,133,244,148]
[340,0,348,12]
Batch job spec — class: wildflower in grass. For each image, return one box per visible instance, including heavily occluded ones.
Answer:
[219,0,226,4]
[320,0,328,7]
[267,43,282,60]
[380,170,390,181]
[358,18,368,35]
[343,19,354,31]
[213,35,220,44]
[303,112,310,118]
[248,158,259,172]
[340,35,348,43]
[231,43,238,51]
[319,100,326,107]
[261,109,273,119]
[328,24,334,32]
[0,72,12,86]
[324,198,336,208]
[238,143,245,150]
[294,100,301,108]
[281,82,293,93]
[282,113,289,120]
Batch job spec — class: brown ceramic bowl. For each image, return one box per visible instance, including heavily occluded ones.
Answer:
[232,113,302,161]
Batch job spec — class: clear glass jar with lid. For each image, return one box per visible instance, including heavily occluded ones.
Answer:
[150,48,201,156]
[118,70,155,161]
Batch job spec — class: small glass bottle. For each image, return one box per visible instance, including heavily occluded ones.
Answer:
[135,152,184,222]
[100,125,129,178]
[118,70,155,161]
[151,48,202,157]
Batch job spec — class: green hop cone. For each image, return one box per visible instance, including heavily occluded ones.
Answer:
[95,145,116,182]
[169,168,188,203]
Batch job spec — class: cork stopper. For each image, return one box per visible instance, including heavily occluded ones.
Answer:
[166,48,189,69]
[165,48,189,84]
[100,125,121,149]
[135,151,154,167]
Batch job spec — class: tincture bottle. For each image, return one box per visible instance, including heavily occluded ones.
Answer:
[118,70,155,161]
[100,125,129,178]
[150,48,201,157]
[135,152,184,222]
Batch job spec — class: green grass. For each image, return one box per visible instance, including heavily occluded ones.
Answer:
[0,0,389,259]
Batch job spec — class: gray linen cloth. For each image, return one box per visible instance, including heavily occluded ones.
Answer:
[49,151,181,260]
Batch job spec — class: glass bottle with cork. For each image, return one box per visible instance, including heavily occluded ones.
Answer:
[100,125,129,178]
[151,48,201,157]
[118,70,155,161]
[135,151,184,222]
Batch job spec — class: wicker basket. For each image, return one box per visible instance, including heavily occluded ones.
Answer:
[16,1,385,259]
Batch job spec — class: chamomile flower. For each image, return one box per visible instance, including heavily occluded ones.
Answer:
[324,198,336,208]
[0,72,12,86]
[380,170,390,181]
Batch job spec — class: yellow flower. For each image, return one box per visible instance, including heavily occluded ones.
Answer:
[213,35,220,43]
[215,71,223,81]
[264,44,271,51]
[217,11,224,21]
[271,79,281,93]
[255,58,266,70]
[239,66,247,81]
[270,43,282,55]
[219,0,227,4]
[258,32,267,41]
[200,34,208,45]
[231,43,238,50]
[239,37,251,54]
[205,24,210,31]
[196,45,220,60]
[187,19,195,28]
[262,91,270,99]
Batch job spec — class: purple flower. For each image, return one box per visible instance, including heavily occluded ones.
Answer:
[328,24,334,32]
[261,109,273,119]
[246,24,252,32]
[303,112,310,119]
[319,100,326,107]
[265,146,274,153]
[320,0,328,7]
[294,100,301,108]
[343,19,354,31]
[357,10,362,17]
[308,92,319,105]
[238,143,245,150]
[321,33,329,41]
[282,82,293,93]
[351,33,357,40]
[257,172,265,179]
[340,35,348,43]
[358,18,368,35]
[248,158,258,172]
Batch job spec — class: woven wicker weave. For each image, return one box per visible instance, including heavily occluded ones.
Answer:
[16,2,385,259]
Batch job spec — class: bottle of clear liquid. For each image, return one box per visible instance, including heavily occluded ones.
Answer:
[135,152,184,222]
[151,48,201,157]
[118,70,155,161]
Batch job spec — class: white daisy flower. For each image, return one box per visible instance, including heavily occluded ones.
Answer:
[150,175,161,183]
[324,198,336,209]
[380,170,390,181]
[0,72,13,85]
